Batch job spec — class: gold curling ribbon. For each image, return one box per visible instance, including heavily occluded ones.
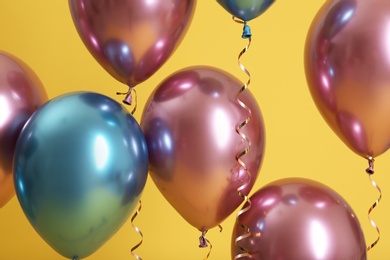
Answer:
[130,200,143,260]
[365,157,381,251]
[232,16,260,259]
[218,224,223,233]
[116,86,138,115]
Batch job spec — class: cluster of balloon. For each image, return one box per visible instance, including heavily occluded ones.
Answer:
[305,0,390,250]
[141,66,265,251]
[231,178,367,259]
[0,51,48,208]
[68,0,196,107]
[13,92,149,259]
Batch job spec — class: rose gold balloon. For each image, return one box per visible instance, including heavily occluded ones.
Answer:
[232,178,366,259]
[305,0,390,158]
[69,0,196,88]
[0,51,48,207]
[141,66,265,231]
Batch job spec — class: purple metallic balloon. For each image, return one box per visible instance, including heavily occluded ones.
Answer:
[232,178,367,259]
[0,51,48,207]
[141,66,265,231]
[305,0,390,158]
[69,0,196,88]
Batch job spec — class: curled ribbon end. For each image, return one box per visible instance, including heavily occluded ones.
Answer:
[218,224,223,233]
[242,24,252,39]
[130,200,143,260]
[366,159,382,252]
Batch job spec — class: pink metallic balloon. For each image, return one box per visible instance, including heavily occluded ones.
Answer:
[305,0,390,158]
[232,178,366,259]
[69,0,196,88]
[0,51,48,207]
[141,66,265,231]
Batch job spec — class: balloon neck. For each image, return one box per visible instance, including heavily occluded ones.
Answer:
[365,156,375,175]
[116,87,134,105]
[123,91,133,105]
[242,24,252,39]
[198,230,208,248]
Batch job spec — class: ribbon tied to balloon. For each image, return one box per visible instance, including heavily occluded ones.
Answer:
[69,0,196,105]
[13,92,148,259]
[141,66,265,253]
[305,0,390,251]
[305,0,390,160]
[216,0,275,38]
[216,0,274,256]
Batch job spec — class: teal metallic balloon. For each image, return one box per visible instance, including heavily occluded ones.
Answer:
[13,92,148,259]
[216,0,275,22]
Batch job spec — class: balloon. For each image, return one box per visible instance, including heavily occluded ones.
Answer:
[0,51,48,208]
[13,92,148,259]
[232,178,367,259]
[69,0,196,88]
[141,66,265,231]
[305,0,390,158]
[216,0,275,22]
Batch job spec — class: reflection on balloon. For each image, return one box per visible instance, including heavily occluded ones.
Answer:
[0,51,48,208]
[69,0,196,88]
[305,0,390,158]
[14,92,148,259]
[141,66,265,231]
[216,0,275,22]
[103,39,135,80]
[232,178,366,259]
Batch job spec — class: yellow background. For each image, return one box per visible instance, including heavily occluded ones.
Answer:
[0,1,389,259]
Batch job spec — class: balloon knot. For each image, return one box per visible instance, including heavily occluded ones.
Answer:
[116,88,133,105]
[72,256,79,260]
[366,156,375,175]
[242,24,252,39]
[199,231,208,248]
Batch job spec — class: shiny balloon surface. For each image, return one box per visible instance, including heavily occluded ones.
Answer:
[232,178,366,260]
[69,0,196,87]
[141,66,265,231]
[14,92,148,259]
[0,51,47,208]
[305,0,390,158]
[216,0,275,22]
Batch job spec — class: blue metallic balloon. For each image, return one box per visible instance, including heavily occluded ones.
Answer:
[13,92,148,259]
[216,0,275,22]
